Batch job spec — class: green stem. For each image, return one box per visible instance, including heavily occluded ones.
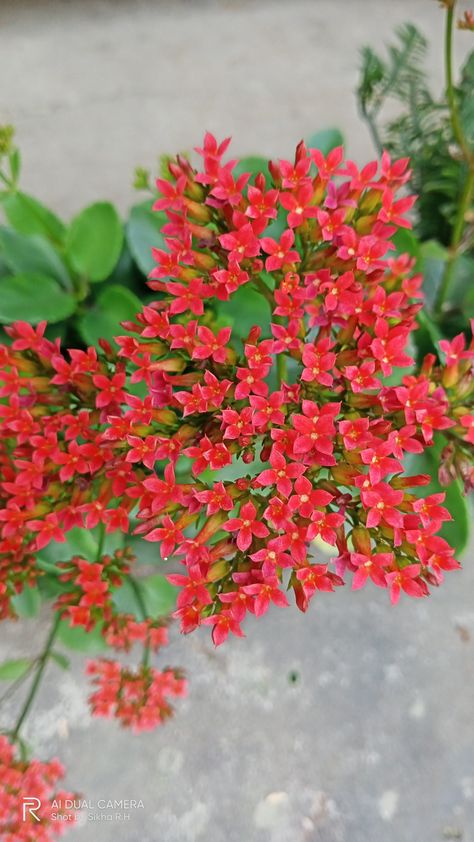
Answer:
[435,0,474,316]
[96,522,106,561]
[360,103,384,157]
[253,275,274,306]
[129,577,151,668]
[11,612,61,741]
[445,2,473,163]
[435,170,474,315]
[276,353,287,388]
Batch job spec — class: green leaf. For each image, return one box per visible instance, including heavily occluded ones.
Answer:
[413,310,444,362]
[234,156,271,186]
[392,228,422,270]
[420,240,448,310]
[66,202,123,282]
[57,620,108,653]
[39,526,98,564]
[1,191,66,245]
[141,574,177,618]
[0,658,32,681]
[36,558,63,575]
[0,226,70,287]
[11,586,41,619]
[112,579,143,618]
[0,273,76,323]
[77,284,141,346]
[50,651,70,670]
[8,149,21,183]
[217,283,271,342]
[112,575,177,619]
[406,434,469,555]
[126,202,166,275]
[306,128,344,155]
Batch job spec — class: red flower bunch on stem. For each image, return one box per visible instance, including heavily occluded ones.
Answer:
[1,134,473,647]
[0,734,78,841]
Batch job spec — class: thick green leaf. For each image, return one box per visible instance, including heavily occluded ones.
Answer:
[0,658,32,681]
[57,620,108,653]
[141,574,177,617]
[420,240,448,310]
[11,586,41,619]
[406,434,469,555]
[77,284,141,346]
[234,156,271,186]
[1,191,66,244]
[392,228,422,270]
[66,202,123,282]
[112,579,143,618]
[0,273,76,323]
[39,526,98,565]
[0,226,70,287]
[413,310,444,362]
[306,128,344,155]
[112,575,176,619]
[126,203,166,275]
[217,283,271,341]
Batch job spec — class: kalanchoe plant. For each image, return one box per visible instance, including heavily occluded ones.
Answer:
[1,132,473,648]
[1,130,474,837]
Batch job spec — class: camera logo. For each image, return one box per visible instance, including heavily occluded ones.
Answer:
[22,797,41,822]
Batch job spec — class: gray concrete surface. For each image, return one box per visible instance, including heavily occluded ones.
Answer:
[1,1,473,841]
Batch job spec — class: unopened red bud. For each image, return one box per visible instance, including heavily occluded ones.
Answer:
[351,526,372,555]
[420,353,436,377]
[196,511,228,543]
[347,393,379,409]
[359,188,382,212]
[260,444,272,462]
[192,251,216,271]
[184,197,212,223]
[330,464,358,485]
[337,316,357,345]
[442,363,460,389]
[355,214,378,235]
[242,448,255,464]
[295,139,307,163]
[392,474,430,489]
[455,368,474,399]
[268,159,282,187]
[98,338,115,359]
[208,560,231,582]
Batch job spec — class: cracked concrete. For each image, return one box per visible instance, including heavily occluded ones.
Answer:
[0,1,473,840]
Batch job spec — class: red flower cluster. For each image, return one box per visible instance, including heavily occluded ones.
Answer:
[1,134,473,645]
[101,613,169,653]
[54,549,132,630]
[0,735,77,841]
[86,659,187,732]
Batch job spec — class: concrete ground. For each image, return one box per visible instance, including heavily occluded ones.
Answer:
[1,1,473,840]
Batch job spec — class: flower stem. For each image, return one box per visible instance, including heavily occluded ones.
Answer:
[96,522,106,561]
[276,353,287,388]
[435,170,474,315]
[129,577,151,668]
[11,611,62,741]
[435,0,474,316]
[253,275,274,306]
